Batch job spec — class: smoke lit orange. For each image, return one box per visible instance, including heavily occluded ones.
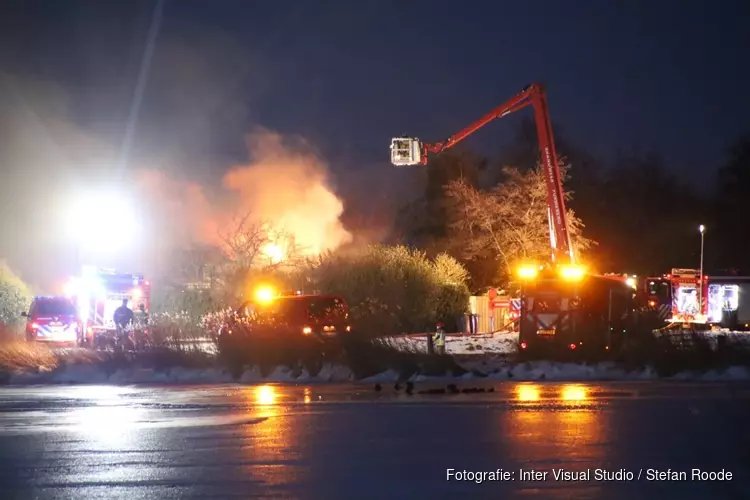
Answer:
[137,129,352,262]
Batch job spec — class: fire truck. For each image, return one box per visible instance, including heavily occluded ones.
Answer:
[391,83,637,355]
[643,270,750,330]
[63,266,151,344]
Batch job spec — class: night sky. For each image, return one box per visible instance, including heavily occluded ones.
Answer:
[2,0,749,188]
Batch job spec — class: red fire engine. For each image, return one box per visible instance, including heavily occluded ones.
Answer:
[643,270,750,329]
[63,266,151,343]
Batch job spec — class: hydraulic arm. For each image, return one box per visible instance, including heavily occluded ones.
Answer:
[390,83,575,265]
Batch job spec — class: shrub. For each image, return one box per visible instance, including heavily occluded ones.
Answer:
[309,245,470,336]
[147,309,233,350]
[0,264,32,340]
[217,327,466,381]
[150,283,221,318]
[218,327,332,378]
[148,281,231,348]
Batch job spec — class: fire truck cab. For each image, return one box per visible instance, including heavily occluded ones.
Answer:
[517,265,637,355]
[643,270,750,330]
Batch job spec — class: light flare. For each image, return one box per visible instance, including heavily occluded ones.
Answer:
[517,385,540,402]
[64,191,139,254]
[517,264,539,280]
[254,285,276,304]
[559,264,586,281]
[255,385,277,406]
[561,385,587,402]
[262,242,286,263]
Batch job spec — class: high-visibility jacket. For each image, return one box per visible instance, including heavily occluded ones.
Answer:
[433,329,445,347]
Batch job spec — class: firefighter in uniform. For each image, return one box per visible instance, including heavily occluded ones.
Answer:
[433,322,446,355]
[135,303,149,328]
[134,303,150,349]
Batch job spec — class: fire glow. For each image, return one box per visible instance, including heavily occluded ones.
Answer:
[138,129,353,263]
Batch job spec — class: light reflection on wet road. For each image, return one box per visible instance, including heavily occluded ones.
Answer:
[0,382,749,499]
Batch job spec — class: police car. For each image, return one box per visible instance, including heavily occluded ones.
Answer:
[22,296,80,345]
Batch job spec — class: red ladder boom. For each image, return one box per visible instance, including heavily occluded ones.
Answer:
[397,83,574,265]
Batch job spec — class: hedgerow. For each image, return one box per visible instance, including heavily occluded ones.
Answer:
[307,245,470,336]
[0,264,32,340]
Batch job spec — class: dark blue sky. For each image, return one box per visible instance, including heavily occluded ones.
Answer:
[2,0,749,190]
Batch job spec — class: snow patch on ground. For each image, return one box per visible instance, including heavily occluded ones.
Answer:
[386,330,750,356]
[317,364,355,382]
[405,362,749,382]
[480,361,750,381]
[8,359,748,385]
[484,361,653,381]
[667,365,750,381]
[385,331,519,355]
[5,363,356,385]
[4,330,750,385]
[361,369,402,383]
[239,366,264,383]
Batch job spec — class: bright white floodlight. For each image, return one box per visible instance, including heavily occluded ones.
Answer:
[65,191,140,253]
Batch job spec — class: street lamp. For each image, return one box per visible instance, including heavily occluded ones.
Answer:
[698,224,706,318]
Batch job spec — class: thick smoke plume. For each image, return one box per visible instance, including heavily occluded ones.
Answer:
[138,129,352,259]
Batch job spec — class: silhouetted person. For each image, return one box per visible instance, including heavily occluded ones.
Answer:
[135,303,149,327]
[113,299,134,331]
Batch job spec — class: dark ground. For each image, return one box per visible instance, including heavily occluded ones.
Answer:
[0,381,748,499]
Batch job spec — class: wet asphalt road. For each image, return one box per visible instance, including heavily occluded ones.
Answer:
[0,382,749,499]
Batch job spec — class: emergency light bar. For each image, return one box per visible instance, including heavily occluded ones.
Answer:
[87,267,144,280]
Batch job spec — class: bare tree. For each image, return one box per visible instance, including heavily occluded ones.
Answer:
[212,211,308,300]
[171,244,223,285]
[446,164,594,281]
[218,211,268,270]
[218,212,307,267]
